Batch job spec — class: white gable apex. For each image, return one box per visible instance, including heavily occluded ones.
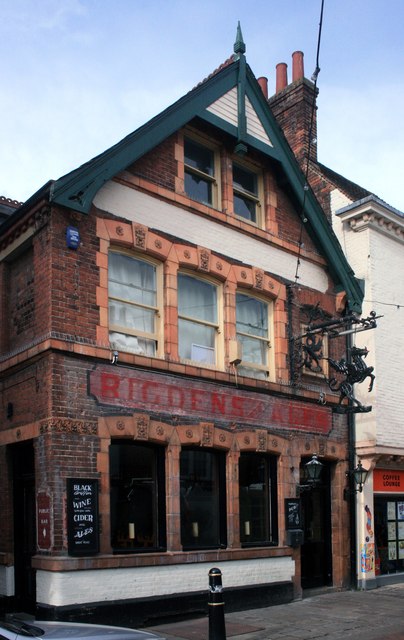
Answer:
[206,87,273,147]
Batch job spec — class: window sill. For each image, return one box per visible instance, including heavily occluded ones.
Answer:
[32,545,292,571]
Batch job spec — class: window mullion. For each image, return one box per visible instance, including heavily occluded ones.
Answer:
[178,314,219,331]
[109,324,159,342]
[109,296,158,314]
[185,166,216,184]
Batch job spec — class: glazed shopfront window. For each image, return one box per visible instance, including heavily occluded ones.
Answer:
[109,441,166,552]
[239,453,278,546]
[180,448,227,549]
[375,497,404,574]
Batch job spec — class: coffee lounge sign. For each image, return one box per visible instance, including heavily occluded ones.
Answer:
[67,478,99,555]
[89,366,332,434]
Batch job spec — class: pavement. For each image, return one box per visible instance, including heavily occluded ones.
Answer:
[146,583,404,640]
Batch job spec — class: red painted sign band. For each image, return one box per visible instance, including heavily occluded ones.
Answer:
[89,366,331,434]
[374,469,404,493]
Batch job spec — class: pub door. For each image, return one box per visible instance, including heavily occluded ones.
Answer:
[300,461,332,589]
[11,441,37,612]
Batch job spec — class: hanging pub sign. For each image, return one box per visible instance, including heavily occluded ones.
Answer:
[66,478,99,556]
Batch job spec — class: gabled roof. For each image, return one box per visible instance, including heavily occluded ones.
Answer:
[0,196,22,224]
[8,26,364,312]
[313,161,373,203]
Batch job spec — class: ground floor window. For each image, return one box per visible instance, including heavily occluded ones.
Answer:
[109,441,166,552]
[375,496,404,574]
[239,453,278,546]
[180,448,227,549]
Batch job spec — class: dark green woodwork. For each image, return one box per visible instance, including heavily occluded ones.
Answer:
[48,32,363,312]
[234,21,247,152]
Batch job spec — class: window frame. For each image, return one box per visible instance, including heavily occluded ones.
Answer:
[108,250,164,358]
[239,452,278,547]
[109,440,167,554]
[236,290,274,380]
[232,160,263,226]
[183,133,220,208]
[177,271,223,368]
[180,447,227,551]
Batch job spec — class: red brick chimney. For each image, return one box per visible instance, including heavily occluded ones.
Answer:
[257,76,268,99]
[268,51,318,168]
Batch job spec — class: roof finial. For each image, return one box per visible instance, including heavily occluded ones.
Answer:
[234,21,246,56]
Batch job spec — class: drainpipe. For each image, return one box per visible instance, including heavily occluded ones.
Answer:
[346,329,358,588]
[287,285,296,385]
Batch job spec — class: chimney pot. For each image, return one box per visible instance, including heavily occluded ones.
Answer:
[276,63,288,93]
[292,51,304,82]
[257,76,268,99]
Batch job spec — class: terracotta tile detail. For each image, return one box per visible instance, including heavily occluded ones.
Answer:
[176,244,198,268]
[209,256,231,281]
[96,217,109,240]
[146,231,172,260]
[197,247,210,272]
[96,285,108,308]
[252,268,265,290]
[96,326,109,345]
[104,219,133,245]
[213,428,233,450]
[96,251,108,270]
[174,176,184,194]
[132,223,148,250]
[233,265,253,288]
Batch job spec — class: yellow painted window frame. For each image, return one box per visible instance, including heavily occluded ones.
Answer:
[108,249,164,358]
[183,129,221,209]
[236,290,275,380]
[177,270,224,369]
[232,158,264,228]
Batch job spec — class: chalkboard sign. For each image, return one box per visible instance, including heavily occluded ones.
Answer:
[67,478,99,556]
[285,498,301,530]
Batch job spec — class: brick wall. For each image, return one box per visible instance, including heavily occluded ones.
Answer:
[268,79,318,167]
[275,183,320,253]
[6,247,36,351]
[128,135,177,191]
[50,208,99,340]
[36,425,99,554]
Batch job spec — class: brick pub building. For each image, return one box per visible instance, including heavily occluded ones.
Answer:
[0,30,364,623]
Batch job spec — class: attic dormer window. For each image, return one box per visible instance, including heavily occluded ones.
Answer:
[233,163,261,224]
[184,137,217,207]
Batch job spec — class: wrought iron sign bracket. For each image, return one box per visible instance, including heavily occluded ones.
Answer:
[291,311,381,414]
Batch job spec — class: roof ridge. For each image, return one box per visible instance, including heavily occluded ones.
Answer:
[192,54,236,90]
[311,160,373,202]
[0,195,23,208]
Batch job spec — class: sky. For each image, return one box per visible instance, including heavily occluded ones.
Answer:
[1,0,403,212]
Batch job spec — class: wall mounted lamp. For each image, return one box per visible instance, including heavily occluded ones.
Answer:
[347,460,369,494]
[298,454,324,493]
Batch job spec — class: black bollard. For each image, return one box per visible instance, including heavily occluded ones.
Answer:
[208,567,226,640]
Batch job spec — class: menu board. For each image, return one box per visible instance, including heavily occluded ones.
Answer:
[285,499,302,530]
[67,478,99,556]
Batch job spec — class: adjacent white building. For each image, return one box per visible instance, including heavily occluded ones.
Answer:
[331,194,404,587]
